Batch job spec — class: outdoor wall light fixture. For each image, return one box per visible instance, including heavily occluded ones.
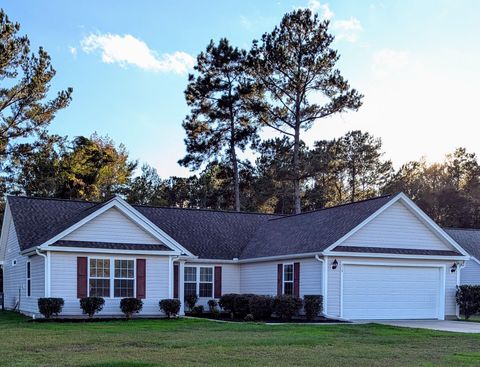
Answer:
[450,263,457,273]
[332,259,338,270]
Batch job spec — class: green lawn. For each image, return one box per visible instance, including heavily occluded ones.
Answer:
[1,312,480,367]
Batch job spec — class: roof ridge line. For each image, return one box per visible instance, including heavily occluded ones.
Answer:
[268,193,396,222]
[133,204,283,216]
[7,195,101,204]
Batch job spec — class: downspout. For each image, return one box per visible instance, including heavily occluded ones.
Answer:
[35,248,49,298]
[315,254,327,316]
[456,261,466,319]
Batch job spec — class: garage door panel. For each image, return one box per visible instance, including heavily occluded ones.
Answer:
[342,264,442,320]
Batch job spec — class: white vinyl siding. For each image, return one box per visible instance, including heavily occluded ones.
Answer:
[460,259,480,285]
[240,258,322,297]
[62,207,162,245]
[183,263,240,307]
[326,257,458,319]
[2,213,45,314]
[50,252,169,316]
[341,201,454,251]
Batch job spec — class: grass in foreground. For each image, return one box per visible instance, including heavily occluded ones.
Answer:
[0,312,479,367]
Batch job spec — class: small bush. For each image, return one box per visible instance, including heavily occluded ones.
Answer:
[249,295,273,320]
[456,285,480,320]
[303,295,323,320]
[208,299,219,313]
[37,298,64,319]
[234,294,254,318]
[159,299,181,318]
[219,293,237,315]
[244,313,255,322]
[79,297,105,318]
[273,295,303,321]
[191,305,204,315]
[120,298,143,320]
[185,294,198,311]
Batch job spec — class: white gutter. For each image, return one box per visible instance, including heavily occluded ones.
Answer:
[35,248,50,297]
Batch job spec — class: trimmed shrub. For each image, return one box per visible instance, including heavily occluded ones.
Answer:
[456,285,480,320]
[159,299,181,318]
[207,299,219,313]
[244,313,255,322]
[185,294,198,311]
[249,295,273,320]
[80,297,105,318]
[303,295,323,321]
[233,294,254,318]
[37,298,64,319]
[273,295,303,321]
[120,298,143,320]
[191,305,204,315]
[219,293,237,315]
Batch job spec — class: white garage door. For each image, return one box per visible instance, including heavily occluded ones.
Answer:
[342,264,443,320]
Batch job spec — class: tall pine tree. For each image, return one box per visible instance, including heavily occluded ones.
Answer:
[179,38,257,212]
[249,9,363,213]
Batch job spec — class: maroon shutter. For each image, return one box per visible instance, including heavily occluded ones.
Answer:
[136,259,146,299]
[293,262,300,298]
[77,257,88,298]
[214,266,222,298]
[277,263,283,296]
[173,264,179,299]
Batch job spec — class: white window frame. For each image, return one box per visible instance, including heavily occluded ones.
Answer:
[26,260,31,298]
[113,259,136,298]
[87,256,136,299]
[283,263,294,296]
[183,265,215,299]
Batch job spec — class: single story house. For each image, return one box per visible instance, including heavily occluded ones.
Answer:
[444,228,480,286]
[0,192,471,320]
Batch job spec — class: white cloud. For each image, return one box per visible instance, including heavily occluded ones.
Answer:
[332,17,363,42]
[304,1,362,42]
[308,0,334,20]
[80,33,195,75]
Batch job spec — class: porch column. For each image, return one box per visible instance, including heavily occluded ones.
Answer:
[179,260,185,316]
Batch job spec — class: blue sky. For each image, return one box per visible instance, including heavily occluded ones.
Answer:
[3,0,480,177]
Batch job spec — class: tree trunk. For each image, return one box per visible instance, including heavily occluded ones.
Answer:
[229,115,241,212]
[231,141,240,212]
[293,125,301,214]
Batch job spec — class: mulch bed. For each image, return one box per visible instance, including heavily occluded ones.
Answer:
[185,312,347,323]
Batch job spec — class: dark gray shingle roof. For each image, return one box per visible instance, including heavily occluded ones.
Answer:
[135,206,281,259]
[7,194,396,260]
[444,228,480,261]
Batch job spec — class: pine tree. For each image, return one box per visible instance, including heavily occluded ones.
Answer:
[248,9,363,213]
[179,38,257,212]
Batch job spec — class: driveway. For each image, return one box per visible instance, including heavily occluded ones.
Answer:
[375,320,480,333]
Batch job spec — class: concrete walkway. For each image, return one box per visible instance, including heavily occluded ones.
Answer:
[375,320,480,333]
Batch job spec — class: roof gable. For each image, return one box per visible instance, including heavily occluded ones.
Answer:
[62,207,162,245]
[338,200,456,251]
[325,193,469,257]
